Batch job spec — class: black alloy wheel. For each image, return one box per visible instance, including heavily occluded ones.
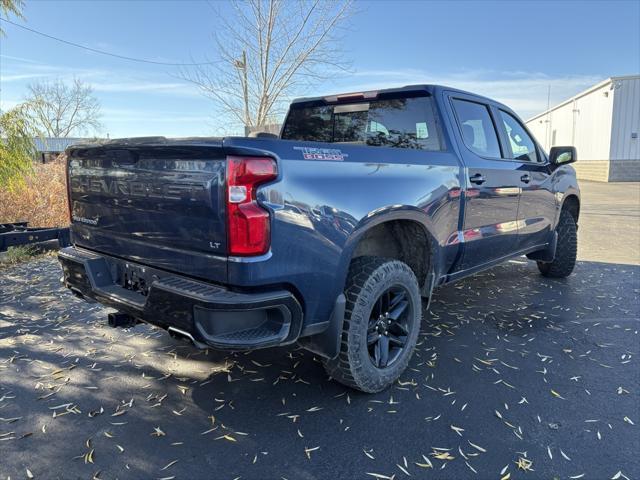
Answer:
[367,286,412,368]
[323,256,422,393]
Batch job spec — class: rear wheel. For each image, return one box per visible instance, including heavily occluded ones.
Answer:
[537,209,577,278]
[323,256,422,393]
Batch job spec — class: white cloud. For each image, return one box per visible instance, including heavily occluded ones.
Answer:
[1,73,50,82]
[327,68,604,119]
[100,107,212,123]
[0,99,21,110]
[0,56,108,84]
[91,80,198,96]
[0,55,197,96]
[1,54,607,135]
[0,54,44,64]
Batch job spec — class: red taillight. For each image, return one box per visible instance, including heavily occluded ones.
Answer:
[65,156,73,223]
[226,155,277,256]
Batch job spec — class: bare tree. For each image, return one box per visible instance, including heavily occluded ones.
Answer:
[181,0,352,131]
[0,0,25,36]
[24,78,102,137]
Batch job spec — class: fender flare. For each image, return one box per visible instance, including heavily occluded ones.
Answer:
[298,207,439,360]
[556,191,580,227]
[339,206,439,288]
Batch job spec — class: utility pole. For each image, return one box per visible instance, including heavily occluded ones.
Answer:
[545,84,551,150]
[237,50,250,133]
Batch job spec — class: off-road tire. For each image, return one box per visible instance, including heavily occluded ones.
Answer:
[537,209,577,278]
[323,256,422,393]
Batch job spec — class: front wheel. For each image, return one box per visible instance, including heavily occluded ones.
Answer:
[537,209,577,278]
[323,256,422,393]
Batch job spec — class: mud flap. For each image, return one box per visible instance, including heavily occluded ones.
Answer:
[526,231,558,262]
[297,294,346,360]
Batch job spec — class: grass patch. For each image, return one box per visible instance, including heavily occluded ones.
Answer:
[1,245,41,267]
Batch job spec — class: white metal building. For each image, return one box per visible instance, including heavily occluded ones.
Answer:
[526,75,640,182]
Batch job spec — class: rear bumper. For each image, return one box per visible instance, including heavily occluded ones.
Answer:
[58,246,303,350]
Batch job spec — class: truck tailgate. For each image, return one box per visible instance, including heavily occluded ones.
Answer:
[67,139,228,282]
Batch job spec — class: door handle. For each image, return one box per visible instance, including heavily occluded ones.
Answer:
[520,174,531,184]
[469,173,485,185]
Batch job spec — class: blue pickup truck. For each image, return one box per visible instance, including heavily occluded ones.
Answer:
[59,84,580,393]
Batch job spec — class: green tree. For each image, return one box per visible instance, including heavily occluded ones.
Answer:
[1,0,26,36]
[0,105,37,189]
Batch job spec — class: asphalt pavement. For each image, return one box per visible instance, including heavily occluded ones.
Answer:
[1,181,638,480]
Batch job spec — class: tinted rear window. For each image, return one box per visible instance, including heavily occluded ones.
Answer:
[451,99,501,158]
[282,96,442,150]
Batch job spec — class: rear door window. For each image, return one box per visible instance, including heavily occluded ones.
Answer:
[451,99,501,158]
[499,110,540,162]
[282,96,442,150]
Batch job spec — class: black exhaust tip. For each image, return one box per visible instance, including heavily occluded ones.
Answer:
[108,312,137,328]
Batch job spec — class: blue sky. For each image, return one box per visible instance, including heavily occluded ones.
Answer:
[1,0,639,138]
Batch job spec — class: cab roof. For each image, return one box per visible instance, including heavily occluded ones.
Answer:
[289,84,501,109]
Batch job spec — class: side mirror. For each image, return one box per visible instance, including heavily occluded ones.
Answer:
[549,146,577,165]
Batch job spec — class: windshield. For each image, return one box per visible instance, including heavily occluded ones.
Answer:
[281,96,442,150]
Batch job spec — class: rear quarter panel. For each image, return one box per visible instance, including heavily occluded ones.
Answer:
[223,137,463,329]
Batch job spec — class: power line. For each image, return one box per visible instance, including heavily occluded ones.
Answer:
[0,17,218,67]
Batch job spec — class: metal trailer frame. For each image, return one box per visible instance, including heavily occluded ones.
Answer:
[0,222,70,252]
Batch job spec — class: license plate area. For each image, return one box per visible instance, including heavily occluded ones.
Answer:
[116,262,154,296]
